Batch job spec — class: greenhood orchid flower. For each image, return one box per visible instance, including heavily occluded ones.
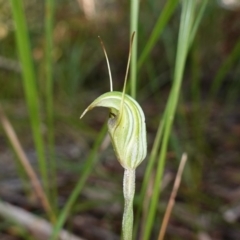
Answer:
[80,33,147,240]
[80,91,147,170]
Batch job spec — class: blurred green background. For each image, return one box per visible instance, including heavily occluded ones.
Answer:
[0,0,240,239]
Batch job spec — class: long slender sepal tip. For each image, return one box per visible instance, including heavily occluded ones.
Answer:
[80,109,88,119]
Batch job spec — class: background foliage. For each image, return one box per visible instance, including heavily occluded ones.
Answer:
[0,0,240,239]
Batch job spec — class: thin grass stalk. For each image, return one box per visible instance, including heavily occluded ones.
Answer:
[157,153,187,240]
[134,1,200,224]
[142,1,195,239]
[138,0,178,70]
[200,22,240,150]
[130,0,139,98]
[210,39,240,98]
[136,0,207,236]
[10,0,49,194]
[0,104,55,222]
[50,124,107,240]
[190,42,201,104]
[190,41,210,167]
[45,0,57,212]
[189,0,208,47]
[133,109,166,239]
[182,0,208,164]
[226,62,240,104]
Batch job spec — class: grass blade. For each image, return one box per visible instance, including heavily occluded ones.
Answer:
[0,104,55,222]
[189,0,208,47]
[210,39,240,97]
[130,0,139,98]
[133,109,166,239]
[138,0,178,70]
[50,124,107,240]
[142,1,196,239]
[45,0,57,212]
[10,0,49,198]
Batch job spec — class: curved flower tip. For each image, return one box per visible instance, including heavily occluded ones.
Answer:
[80,91,147,170]
[80,108,89,119]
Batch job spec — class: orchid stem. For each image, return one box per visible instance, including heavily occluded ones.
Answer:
[122,168,135,240]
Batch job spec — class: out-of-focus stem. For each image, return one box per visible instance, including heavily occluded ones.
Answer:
[130,0,139,98]
[0,104,55,223]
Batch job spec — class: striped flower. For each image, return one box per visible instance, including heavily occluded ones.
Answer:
[80,91,147,170]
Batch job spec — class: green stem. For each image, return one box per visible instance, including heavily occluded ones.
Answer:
[130,0,139,98]
[50,124,107,240]
[142,1,195,239]
[138,0,178,70]
[45,0,57,212]
[10,0,48,195]
[122,169,135,240]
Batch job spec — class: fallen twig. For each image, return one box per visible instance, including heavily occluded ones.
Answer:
[158,153,187,240]
[0,200,84,240]
[0,104,55,222]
